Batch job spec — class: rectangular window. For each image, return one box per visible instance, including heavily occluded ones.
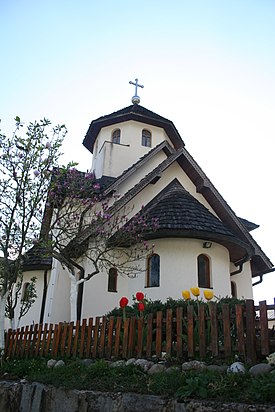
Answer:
[108,268,118,292]
[146,254,160,287]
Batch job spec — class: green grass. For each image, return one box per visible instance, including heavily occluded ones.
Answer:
[1,358,275,404]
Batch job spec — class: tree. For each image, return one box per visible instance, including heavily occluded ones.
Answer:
[0,116,158,345]
[46,169,158,322]
[0,117,66,350]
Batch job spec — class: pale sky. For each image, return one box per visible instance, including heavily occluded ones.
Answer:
[1,0,274,303]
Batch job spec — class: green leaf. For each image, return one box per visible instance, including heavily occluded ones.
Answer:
[15,116,20,123]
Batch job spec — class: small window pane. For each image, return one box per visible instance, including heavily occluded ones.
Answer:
[142,130,151,147]
[112,129,120,144]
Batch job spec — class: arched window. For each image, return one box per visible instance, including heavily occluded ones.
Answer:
[112,129,120,144]
[231,281,237,298]
[197,254,211,288]
[21,282,30,301]
[142,129,151,147]
[108,267,118,292]
[146,254,160,287]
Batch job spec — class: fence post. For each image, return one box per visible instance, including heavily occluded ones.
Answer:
[245,299,257,364]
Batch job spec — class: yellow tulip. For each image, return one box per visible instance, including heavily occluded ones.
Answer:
[204,289,214,301]
[182,290,191,300]
[190,287,200,297]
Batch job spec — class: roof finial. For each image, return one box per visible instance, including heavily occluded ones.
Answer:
[129,78,144,104]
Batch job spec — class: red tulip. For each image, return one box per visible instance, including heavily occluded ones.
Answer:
[136,292,144,302]
[138,302,145,311]
[119,297,129,308]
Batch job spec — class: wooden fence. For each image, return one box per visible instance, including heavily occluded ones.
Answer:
[4,299,275,364]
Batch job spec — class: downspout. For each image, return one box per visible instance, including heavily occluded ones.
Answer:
[230,255,249,276]
[39,270,48,324]
[252,267,275,287]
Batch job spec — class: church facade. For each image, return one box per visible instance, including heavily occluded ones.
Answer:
[16,98,273,326]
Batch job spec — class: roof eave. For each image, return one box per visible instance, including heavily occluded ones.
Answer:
[83,112,184,154]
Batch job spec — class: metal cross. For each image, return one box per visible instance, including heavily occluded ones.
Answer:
[129,78,144,104]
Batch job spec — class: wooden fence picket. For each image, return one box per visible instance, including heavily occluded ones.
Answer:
[176,307,183,359]
[106,316,114,359]
[146,313,153,358]
[245,299,257,364]
[187,305,194,357]
[222,304,231,358]
[235,304,245,356]
[114,317,122,358]
[156,311,162,358]
[198,304,206,358]
[259,300,269,356]
[166,309,173,357]
[209,302,218,357]
[85,318,93,358]
[137,317,144,358]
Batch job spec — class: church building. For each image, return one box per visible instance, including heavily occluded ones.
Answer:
[18,80,274,326]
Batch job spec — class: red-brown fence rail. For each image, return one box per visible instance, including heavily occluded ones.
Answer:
[4,299,275,364]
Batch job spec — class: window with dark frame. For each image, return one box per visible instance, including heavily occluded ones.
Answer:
[146,254,160,287]
[197,254,211,288]
[21,282,30,301]
[112,129,121,144]
[142,129,151,147]
[108,267,118,292]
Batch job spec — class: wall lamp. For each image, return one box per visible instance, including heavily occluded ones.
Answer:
[203,241,212,249]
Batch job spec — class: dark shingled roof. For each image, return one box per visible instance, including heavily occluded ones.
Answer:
[23,244,52,271]
[140,179,237,238]
[83,104,184,154]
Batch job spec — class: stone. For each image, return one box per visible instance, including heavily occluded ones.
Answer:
[81,358,94,367]
[135,359,154,371]
[182,360,207,371]
[147,364,166,375]
[54,360,65,368]
[249,363,272,376]
[109,360,126,368]
[227,361,245,374]
[207,364,227,373]
[166,366,180,374]
[125,358,136,366]
[47,359,57,368]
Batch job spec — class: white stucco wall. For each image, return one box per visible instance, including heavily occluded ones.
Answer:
[230,261,253,299]
[92,121,173,178]
[80,238,233,319]
[11,270,45,328]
